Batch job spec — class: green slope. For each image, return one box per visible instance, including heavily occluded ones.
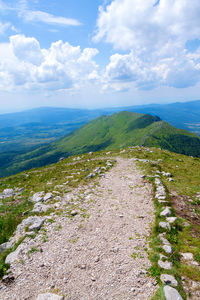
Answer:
[1,111,200,177]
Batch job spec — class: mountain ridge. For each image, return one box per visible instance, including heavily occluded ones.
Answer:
[1,111,200,178]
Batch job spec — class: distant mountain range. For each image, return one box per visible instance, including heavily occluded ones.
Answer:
[1,111,200,177]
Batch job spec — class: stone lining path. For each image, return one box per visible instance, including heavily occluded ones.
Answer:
[0,158,157,300]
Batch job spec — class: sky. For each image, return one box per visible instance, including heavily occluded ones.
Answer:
[0,0,200,112]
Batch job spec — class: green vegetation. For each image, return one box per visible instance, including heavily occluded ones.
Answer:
[1,111,200,178]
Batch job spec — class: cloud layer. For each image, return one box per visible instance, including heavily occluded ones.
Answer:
[95,0,200,91]
[0,35,99,92]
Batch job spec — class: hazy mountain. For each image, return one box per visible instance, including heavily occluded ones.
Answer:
[1,111,200,177]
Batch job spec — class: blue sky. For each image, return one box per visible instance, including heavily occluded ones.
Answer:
[0,0,200,112]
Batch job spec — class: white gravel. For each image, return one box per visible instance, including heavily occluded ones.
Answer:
[0,158,157,300]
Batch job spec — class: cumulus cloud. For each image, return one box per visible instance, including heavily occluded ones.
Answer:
[94,0,200,91]
[10,34,44,65]
[0,35,99,92]
[94,0,200,52]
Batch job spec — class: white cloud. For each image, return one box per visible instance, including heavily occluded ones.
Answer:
[10,34,44,65]
[0,35,99,92]
[95,0,200,91]
[0,21,11,34]
[21,10,82,26]
[95,0,200,52]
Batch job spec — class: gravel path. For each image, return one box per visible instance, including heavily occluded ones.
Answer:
[1,158,157,300]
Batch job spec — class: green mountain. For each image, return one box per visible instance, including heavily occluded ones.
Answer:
[1,111,200,178]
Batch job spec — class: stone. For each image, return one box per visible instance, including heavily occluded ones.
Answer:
[181,252,194,260]
[158,259,172,270]
[30,192,44,203]
[71,210,78,216]
[159,234,171,245]
[164,286,183,300]
[86,173,95,179]
[163,245,173,254]
[43,193,53,202]
[36,293,64,300]
[3,188,14,195]
[16,216,45,233]
[58,157,65,162]
[159,222,171,231]
[28,217,45,231]
[166,217,177,224]
[5,244,24,264]
[160,207,171,217]
[0,241,14,253]
[32,203,50,213]
[160,274,178,287]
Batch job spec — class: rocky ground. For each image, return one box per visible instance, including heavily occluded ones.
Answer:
[0,158,157,300]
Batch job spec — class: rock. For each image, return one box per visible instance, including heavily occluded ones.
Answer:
[58,157,65,162]
[94,167,101,174]
[94,256,100,262]
[158,259,172,270]
[160,207,171,217]
[86,173,95,179]
[159,234,171,245]
[32,203,50,213]
[43,193,53,202]
[166,217,177,224]
[88,152,93,155]
[3,188,14,196]
[113,247,119,253]
[28,217,45,231]
[160,274,178,287]
[30,192,44,203]
[71,210,78,216]
[181,252,194,260]
[163,245,173,254]
[0,241,14,253]
[168,178,174,182]
[16,216,45,234]
[159,222,171,231]
[36,293,64,300]
[164,286,183,300]
[5,244,24,264]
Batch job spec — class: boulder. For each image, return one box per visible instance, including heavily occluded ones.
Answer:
[30,192,44,203]
[3,188,14,195]
[163,245,173,254]
[5,244,25,264]
[166,217,177,224]
[160,274,178,287]
[164,286,183,300]
[158,259,172,270]
[160,207,171,217]
[43,193,53,202]
[181,252,194,260]
[32,203,50,213]
[36,293,64,300]
[159,222,171,231]
[86,173,95,179]
[28,217,45,231]
[16,216,45,233]
[0,241,14,253]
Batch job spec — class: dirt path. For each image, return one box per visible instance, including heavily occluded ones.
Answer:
[0,158,157,300]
